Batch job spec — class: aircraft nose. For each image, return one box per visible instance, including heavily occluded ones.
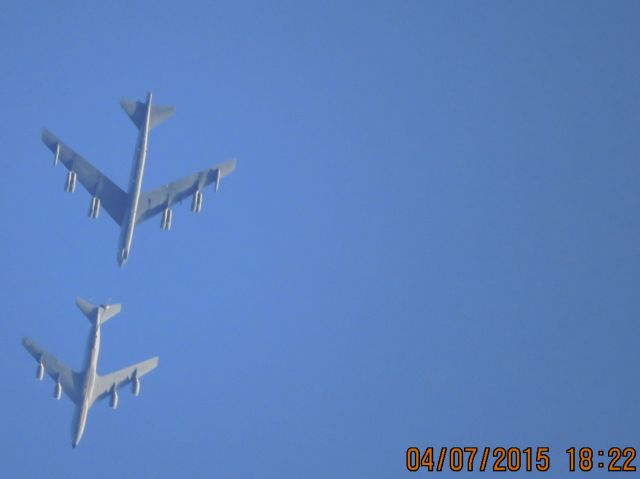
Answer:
[118,249,129,267]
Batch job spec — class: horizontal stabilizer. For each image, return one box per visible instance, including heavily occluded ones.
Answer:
[75,297,121,325]
[120,99,175,130]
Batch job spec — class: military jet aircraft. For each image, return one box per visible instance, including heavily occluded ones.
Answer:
[42,92,236,266]
[22,298,159,448]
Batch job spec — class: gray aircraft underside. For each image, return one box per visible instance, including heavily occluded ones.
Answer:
[23,298,158,447]
[42,92,236,266]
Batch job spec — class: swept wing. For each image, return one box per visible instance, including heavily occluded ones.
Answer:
[42,129,128,225]
[135,159,236,225]
[22,337,82,405]
[91,357,159,405]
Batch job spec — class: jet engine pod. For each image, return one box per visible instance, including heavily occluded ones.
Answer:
[53,380,62,400]
[214,168,221,193]
[88,196,101,219]
[132,377,140,396]
[161,208,172,230]
[65,170,77,193]
[36,361,44,381]
[110,387,119,409]
[191,190,203,213]
[53,144,60,167]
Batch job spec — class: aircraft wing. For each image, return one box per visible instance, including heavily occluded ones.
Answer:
[91,357,159,405]
[42,129,128,226]
[22,337,82,406]
[135,159,236,225]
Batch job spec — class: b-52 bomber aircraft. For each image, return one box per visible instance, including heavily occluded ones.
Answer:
[42,92,236,266]
[22,298,158,448]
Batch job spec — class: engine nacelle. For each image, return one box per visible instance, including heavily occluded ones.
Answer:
[191,190,203,213]
[36,361,44,381]
[53,144,60,167]
[132,377,140,396]
[53,380,62,400]
[88,196,101,219]
[65,170,77,193]
[214,168,221,193]
[110,388,119,409]
[161,208,172,230]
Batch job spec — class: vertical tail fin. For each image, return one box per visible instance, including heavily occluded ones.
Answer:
[75,298,122,325]
[120,98,175,130]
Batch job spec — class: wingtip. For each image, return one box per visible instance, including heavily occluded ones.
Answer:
[41,128,52,143]
[218,158,237,177]
[104,303,122,315]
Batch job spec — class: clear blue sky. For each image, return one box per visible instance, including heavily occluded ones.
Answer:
[1,1,639,477]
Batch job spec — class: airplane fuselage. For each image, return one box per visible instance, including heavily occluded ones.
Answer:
[71,317,102,447]
[41,92,234,267]
[117,92,153,267]
[23,299,158,448]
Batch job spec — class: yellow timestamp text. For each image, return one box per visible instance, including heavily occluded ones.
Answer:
[406,446,639,473]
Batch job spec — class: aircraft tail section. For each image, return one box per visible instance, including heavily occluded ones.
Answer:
[120,99,175,131]
[75,297,122,325]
